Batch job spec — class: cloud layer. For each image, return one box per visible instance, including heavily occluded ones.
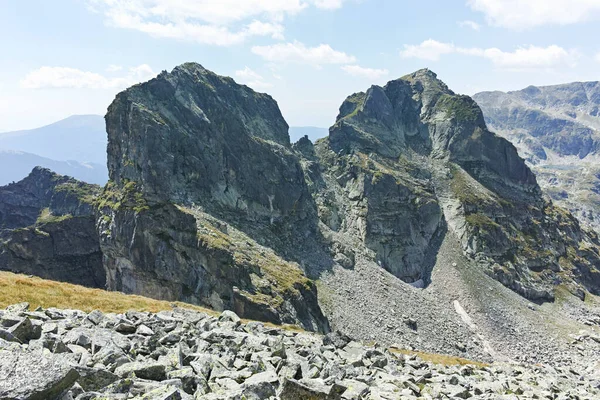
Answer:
[234,67,274,91]
[341,65,389,79]
[401,40,578,70]
[252,41,356,66]
[89,0,346,46]
[468,0,600,30]
[21,65,156,90]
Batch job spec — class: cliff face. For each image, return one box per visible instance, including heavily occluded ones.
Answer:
[0,168,104,288]
[101,63,327,332]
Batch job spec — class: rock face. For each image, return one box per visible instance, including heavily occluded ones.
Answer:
[1,302,598,399]
[0,168,105,288]
[474,82,600,233]
[313,69,600,301]
[101,63,326,332]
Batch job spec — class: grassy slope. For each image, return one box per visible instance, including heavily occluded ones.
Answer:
[0,271,217,315]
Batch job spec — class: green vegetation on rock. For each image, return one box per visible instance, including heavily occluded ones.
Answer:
[36,208,72,225]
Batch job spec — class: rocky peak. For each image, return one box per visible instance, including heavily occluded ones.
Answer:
[102,63,326,331]
[0,167,100,230]
[0,169,104,288]
[329,70,535,189]
[106,62,303,217]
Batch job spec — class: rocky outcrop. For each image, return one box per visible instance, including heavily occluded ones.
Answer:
[4,65,600,343]
[1,302,598,399]
[0,167,99,230]
[101,63,327,332]
[0,168,104,288]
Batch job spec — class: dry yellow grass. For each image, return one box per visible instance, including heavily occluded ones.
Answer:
[0,271,218,315]
[389,346,489,368]
[0,271,305,332]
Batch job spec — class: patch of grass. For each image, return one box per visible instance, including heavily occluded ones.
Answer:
[465,213,501,231]
[340,92,366,120]
[54,181,100,204]
[96,180,149,213]
[0,271,217,315]
[36,208,72,225]
[449,164,485,206]
[389,346,489,368]
[0,271,306,333]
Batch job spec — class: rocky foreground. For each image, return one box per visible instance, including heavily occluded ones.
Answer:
[0,303,599,399]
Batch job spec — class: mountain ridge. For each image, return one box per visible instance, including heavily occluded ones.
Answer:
[1,64,600,366]
[474,81,600,234]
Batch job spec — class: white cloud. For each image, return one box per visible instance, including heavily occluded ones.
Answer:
[595,52,600,63]
[252,41,356,66]
[467,0,600,30]
[400,39,456,61]
[106,64,123,72]
[234,66,274,91]
[400,40,578,70]
[458,20,481,30]
[341,65,389,79]
[21,65,156,90]
[482,45,577,69]
[89,0,346,46]
[311,0,345,9]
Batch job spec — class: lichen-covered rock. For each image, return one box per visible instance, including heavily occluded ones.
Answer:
[0,350,80,400]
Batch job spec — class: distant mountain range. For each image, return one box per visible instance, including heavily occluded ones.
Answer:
[0,115,329,186]
[474,81,600,233]
[0,150,107,186]
[0,115,107,164]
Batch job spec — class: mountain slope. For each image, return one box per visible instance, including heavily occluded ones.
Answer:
[474,82,600,233]
[0,114,107,164]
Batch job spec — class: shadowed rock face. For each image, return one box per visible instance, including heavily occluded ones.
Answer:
[0,168,104,288]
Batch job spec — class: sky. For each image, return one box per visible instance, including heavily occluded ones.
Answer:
[1,0,600,132]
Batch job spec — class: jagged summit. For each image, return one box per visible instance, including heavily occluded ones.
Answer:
[329,69,535,188]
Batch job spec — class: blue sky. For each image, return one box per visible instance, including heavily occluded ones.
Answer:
[1,0,600,132]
